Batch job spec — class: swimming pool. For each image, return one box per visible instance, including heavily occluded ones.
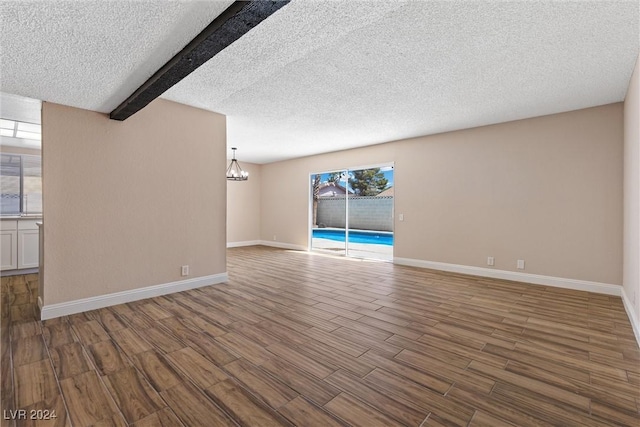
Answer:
[312,229,393,246]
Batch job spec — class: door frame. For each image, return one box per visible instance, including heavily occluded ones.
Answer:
[308,162,395,258]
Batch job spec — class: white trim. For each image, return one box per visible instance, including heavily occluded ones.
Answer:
[37,296,43,310]
[393,257,621,296]
[40,273,228,320]
[260,240,307,251]
[227,240,261,248]
[622,287,640,347]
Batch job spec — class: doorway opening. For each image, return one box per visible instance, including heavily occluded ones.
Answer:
[310,164,394,261]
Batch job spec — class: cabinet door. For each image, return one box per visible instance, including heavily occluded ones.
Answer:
[1,230,17,270]
[18,229,39,269]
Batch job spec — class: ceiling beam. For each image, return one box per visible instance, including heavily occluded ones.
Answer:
[110,0,289,121]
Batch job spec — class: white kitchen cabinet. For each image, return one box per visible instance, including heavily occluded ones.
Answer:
[1,218,40,271]
[18,229,39,269]
[1,229,17,270]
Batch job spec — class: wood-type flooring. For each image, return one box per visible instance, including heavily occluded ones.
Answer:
[1,245,639,426]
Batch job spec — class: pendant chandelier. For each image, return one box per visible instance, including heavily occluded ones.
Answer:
[226,147,249,181]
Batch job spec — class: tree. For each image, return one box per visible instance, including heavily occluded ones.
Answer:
[348,168,388,196]
[312,174,321,226]
[327,172,342,184]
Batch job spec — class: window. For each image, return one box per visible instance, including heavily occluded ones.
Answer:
[0,119,41,141]
[0,154,42,215]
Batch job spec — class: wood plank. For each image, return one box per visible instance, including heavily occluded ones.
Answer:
[205,378,295,426]
[490,382,610,427]
[359,350,452,394]
[224,358,298,409]
[259,358,340,406]
[10,320,41,340]
[468,411,517,427]
[72,320,110,345]
[96,309,127,332]
[132,408,184,427]
[313,302,363,321]
[228,321,282,347]
[137,303,173,321]
[364,367,475,425]
[301,327,368,357]
[266,342,334,379]
[323,392,404,427]
[137,326,186,354]
[357,316,422,340]
[324,369,429,426]
[160,317,237,365]
[59,371,124,426]
[330,317,393,340]
[215,332,272,365]
[332,326,402,355]
[17,395,69,427]
[102,367,164,424]
[467,360,591,412]
[42,322,75,348]
[1,329,13,411]
[505,359,638,414]
[160,382,235,427]
[447,384,554,427]
[49,342,91,380]
[108,328,152,357]
[590,400,640,426]
[389,338,473,369]
[254,320,311,345]
[164,347,228,389]
[86,340,131,376]
[14,360,58,408]
[12,335,47,367]
[278,396,346,427]
[293,339,375,378]
[131,350,183,392]
[482,343,590,383]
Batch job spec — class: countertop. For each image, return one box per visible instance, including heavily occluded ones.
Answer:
[1,216,43,220]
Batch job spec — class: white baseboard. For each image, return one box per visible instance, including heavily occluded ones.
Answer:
[40,273,228,320]
[227,240,262,248]
[393,257,621,296]
[259,240,308,251]
[621,287,640,348]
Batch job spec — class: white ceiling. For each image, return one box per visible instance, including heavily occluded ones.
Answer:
[1,1,638,164]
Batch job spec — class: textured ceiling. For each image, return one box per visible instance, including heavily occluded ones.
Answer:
[1,1,638,164]
[0,0,234,112]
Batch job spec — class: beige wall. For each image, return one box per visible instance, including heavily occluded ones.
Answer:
[227,161,262,244]
[261,104,623,285]
[42,99,227,305]
[624,55,640,327]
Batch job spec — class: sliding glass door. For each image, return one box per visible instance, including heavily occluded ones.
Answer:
[310,165,394,261]
[311,170,347,256]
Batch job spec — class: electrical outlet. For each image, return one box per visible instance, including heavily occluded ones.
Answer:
[273,235,277,241]
[181,265,189,276]
[517,259,525,270]
[487,256,494,266]
[399,214,404,221]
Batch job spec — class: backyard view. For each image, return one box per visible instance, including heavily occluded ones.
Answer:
[311,166,394,261]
